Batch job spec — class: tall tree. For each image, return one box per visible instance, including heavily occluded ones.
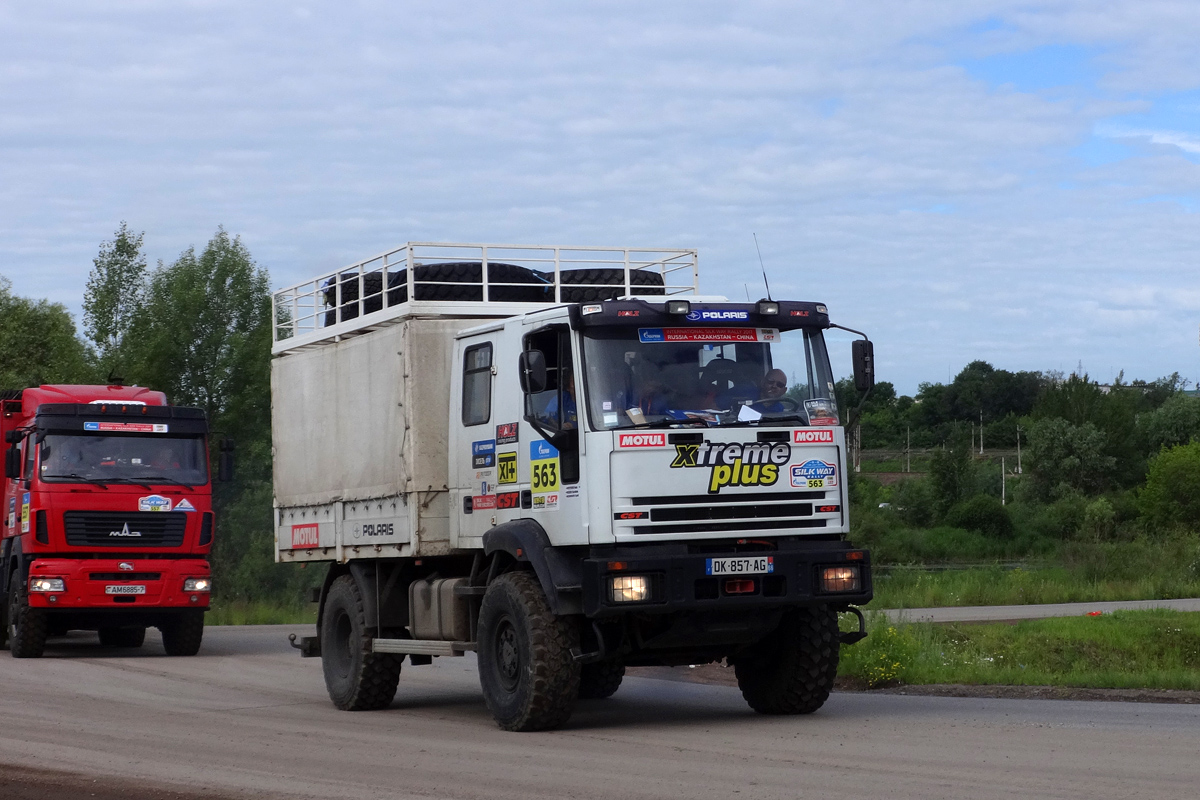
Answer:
[83,222,147,377]
[0,276,94,388]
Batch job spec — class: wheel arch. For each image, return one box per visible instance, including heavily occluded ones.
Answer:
[482,519,582,615]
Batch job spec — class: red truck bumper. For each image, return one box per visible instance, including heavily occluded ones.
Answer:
[26,558,211,611]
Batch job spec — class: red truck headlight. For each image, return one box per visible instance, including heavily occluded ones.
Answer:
[29,577,65,593]
[183,578,211,592]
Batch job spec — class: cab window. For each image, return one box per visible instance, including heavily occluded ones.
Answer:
[462,343,493,426]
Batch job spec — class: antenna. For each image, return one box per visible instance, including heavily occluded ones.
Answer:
[744,283,750,302]
[752,233,772,301]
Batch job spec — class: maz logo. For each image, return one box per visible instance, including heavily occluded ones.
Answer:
[108,523,142,538]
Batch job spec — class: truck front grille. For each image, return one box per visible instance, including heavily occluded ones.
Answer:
[626,495,830,536]
[63,512,187,547]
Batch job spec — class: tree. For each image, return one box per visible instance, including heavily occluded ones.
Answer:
[82,222,147,376]
[0,276,94,388]
[1139,442,1200,529]
[927,435,972,518]
[1024,417,1115,501]
[123,228,277,600]
[1139,394,1200,453]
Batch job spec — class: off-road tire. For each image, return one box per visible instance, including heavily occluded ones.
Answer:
[99,626,146,648]
[8,573,47,658]
[734,606,840,715]
[159,610,205,656]
[320,574,402,711]
[578,659,625,699]
[477,571,580,731]
[555,268,666,302]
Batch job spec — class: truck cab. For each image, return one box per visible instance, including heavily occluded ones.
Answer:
[0,384,225,657]
[272,243,873,731]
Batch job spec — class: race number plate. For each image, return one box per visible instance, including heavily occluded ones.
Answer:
[705,556,774,576]
[105,585,147,595]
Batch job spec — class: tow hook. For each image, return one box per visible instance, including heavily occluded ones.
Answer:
[288,633,322,657]
[839,606,868,645]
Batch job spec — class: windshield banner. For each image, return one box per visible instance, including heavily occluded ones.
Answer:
[84,421,169,433]
[637,327,780,344]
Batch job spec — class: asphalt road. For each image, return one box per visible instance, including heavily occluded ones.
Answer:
[1,624,1199,800]
[884,597,1200,623]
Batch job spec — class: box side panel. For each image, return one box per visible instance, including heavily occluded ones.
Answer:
[408,318,461,552]
[272,325,408,507]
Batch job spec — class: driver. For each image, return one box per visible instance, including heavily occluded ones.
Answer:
[752,369,788,413]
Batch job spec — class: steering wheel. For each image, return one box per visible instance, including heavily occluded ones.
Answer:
[754,396,801,413]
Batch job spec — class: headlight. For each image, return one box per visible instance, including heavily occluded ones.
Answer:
[29,577,65,593]
[820,566,861,593]
[608,575,650,603]
[183,578,211,592]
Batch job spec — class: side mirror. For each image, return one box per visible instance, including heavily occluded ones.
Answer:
[4,430,20,444]
[852,339,875,394]
[218,437,235,482]
[519,350,548,394]
[5,446,21,480]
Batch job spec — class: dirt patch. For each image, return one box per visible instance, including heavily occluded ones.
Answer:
[0,764,269,800]
[628,664,1200,704]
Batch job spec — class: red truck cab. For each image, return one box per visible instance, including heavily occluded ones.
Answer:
[0,384,227,657]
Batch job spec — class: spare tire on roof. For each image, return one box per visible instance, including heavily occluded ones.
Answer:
[323,262,552,326]
[552,268,666,302]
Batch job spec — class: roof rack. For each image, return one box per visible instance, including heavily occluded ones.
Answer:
[271,242,698,353]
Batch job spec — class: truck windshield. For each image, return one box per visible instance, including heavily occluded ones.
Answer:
[581,326,839,430]
[38,434,208,485]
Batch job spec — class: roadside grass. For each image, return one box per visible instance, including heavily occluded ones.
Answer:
[206,599,315,626]
[838,609,1200,690]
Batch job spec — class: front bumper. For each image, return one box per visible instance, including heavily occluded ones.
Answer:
[581,540,871,618]
[26,558,211,610]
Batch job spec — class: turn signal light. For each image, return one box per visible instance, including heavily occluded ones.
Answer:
[820,566,861,593]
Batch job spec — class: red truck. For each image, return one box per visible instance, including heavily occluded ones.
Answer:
[0,384,231,658]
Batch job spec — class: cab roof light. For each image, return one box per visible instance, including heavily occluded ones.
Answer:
[756,300,779,315]
[666,300,690,315]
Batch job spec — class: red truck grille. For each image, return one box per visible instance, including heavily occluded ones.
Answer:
[62,512,187,547]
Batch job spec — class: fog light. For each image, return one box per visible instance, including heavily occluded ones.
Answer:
[608,575,649,603]
[184,578,211,592]
[29,577,65,593]
[820,566,861,593]
[665,300,691,315]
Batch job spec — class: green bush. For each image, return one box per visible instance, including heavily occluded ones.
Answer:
[1139,442,1200,529]
[1081,497,1116,540]
[945,494,1014,539]
[891,477,937,527]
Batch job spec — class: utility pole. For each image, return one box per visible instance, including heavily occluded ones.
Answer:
[1002,456,1006,505]
[979,410,984,455]
[905,425,911,473]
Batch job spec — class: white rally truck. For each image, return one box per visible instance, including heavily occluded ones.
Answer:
[272,242,874,731]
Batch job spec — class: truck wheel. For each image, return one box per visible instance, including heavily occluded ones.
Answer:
[734,606,840,715]
[99,626,146,648]
[578,659,625,699]
[159,610,204,656]
[8,574,47,659]
[320,574,402,710]
[477,571,580,731]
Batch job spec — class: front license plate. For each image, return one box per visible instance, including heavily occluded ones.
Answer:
[105,585,146,595]
[706,556,774,576]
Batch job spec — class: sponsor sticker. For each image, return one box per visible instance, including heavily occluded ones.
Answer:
[638,327,779,344]
[532,493,559,512]
[618,432,666,448]
[351,522,395,539]
[21,492,30,533]
[564,484,580,499]
[496,423,519,445]
[805,398,838,426]
[473,494,497,510]
[670,440,791,494]
[789,309,810,317]
[7,497,14,530]
[472,439,496,468]
[617,310,640,317]
[793,429,835,444]
[686,309,749,321]
[84,421,169,433]
[138,494,172,512]
[496,491,521,510]
[291,523,319,548]
[497,451,518,484]
[175,498,196,512]
[791,460,838,489]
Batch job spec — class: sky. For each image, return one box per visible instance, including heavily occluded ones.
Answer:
[2,1,1198,395]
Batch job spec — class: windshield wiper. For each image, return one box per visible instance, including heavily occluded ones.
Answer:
[47,473,110,489]
[718,413,812,427]
[135,476,198,489]
[97,477,157,491]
